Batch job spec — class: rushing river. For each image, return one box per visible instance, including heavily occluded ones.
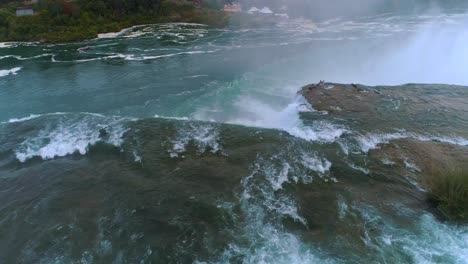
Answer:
[1,11,468,264]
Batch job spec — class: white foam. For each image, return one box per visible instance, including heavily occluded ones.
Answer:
[348,162,370,175]
[154,114,189,121]
[0,67,21,77]
[381,157,396,166]
[0,54,53,61]
[51,50,218,63]
[169,123,221,158]
[399,214,468,263]
[357,205,468,264]
[356,132,468,152]
[51,54,126,63]
[2,112,104,124]
[404,158,421,172]
[0,42,16,48]
[0,55,19,60]
[6,114,41,123]
[97,28,132,39]
[214,156,336,263]
[286,122,346,143]
[300,154,332,175]
[15,116,128,162]
[338,195,348,220]
[180,74,209,79]
[132,150,142,163]
[96,24,167,39]
[123,50,219,61]
[226,96,346,143]
[16,122,100,162]
[247,157,313,223]
[220,224,328,264]
[356,132,408,152]
[420,135,468,146]
[268,163,290,191]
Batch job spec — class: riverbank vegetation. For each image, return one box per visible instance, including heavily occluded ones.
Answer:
[425,166,468,223]
[0,0,230,42]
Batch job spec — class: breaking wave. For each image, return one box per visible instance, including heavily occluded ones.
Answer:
[213,153,336,263]
[0,67,21,77]
[353,205,468,264]
[12,114,130,162]
[169,122,221,158]
[229,96,346,142]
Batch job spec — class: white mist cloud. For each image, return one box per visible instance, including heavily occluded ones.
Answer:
[290,10,468,86]
[367,18,468,85]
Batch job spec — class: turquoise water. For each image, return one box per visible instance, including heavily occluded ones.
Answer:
[0,13,468,263]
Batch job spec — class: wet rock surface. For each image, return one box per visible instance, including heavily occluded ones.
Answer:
[300,82,383,115]
[300,82,468,138]
[300,81,468,223]
[370,139,468,175]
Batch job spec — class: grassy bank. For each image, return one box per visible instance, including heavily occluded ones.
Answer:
[425,167,468,223]
[0,0,230,43]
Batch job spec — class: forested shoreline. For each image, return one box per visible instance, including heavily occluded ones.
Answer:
[0,0,231,42]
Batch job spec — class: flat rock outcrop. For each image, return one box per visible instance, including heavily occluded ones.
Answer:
[300,81,383,115]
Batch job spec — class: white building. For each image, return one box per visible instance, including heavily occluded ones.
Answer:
[248,6,274,15]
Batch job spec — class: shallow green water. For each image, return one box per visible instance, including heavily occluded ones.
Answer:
[0,13,467,264]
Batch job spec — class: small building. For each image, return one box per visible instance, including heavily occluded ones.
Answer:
[258,7,273,15]
[223,4,241,13]
[247,6,274,15]
[16,7,35,16]
[247,7,259,14]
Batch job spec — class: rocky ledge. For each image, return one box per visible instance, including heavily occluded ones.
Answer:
[299,81,468,222]
[299,81,383,114]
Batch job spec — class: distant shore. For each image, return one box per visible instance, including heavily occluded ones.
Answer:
[0,1,231,43]
[0,0,300,43]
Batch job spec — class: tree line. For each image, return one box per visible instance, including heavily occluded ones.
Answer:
[0,0,229,42]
